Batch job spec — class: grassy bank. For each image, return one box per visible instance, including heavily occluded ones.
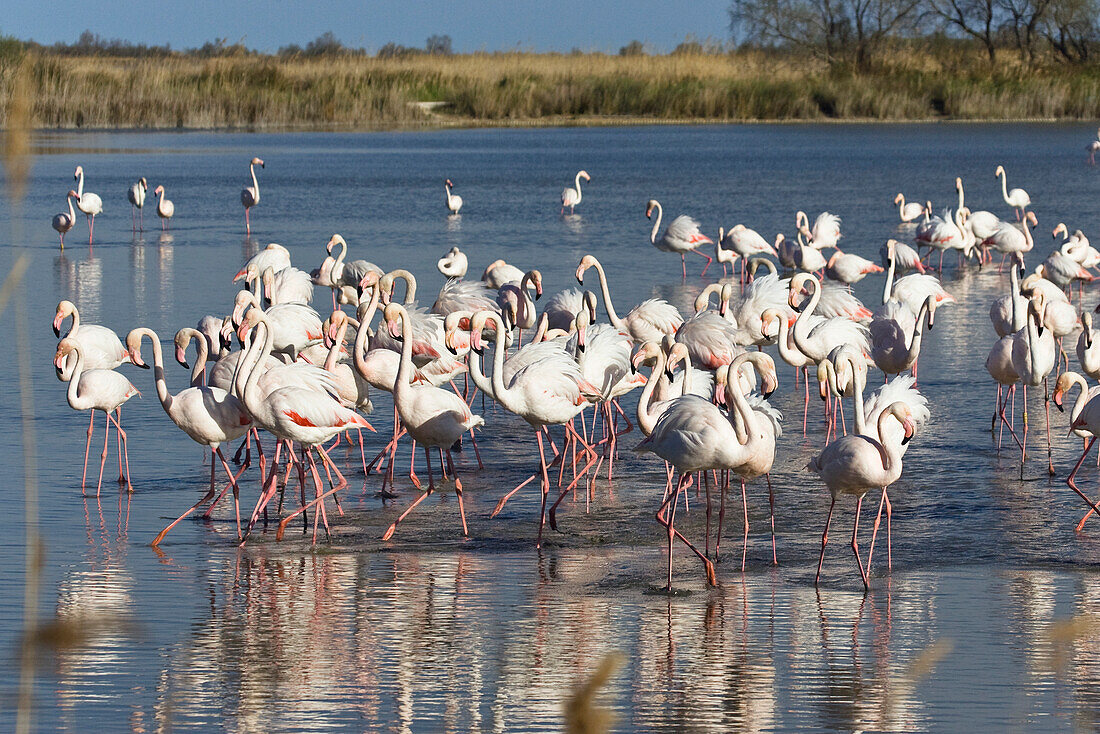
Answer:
[4,51,1100,129]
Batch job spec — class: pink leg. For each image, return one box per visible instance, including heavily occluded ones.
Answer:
[815,496,836,585]
[851,496,870,589]
[740,477,749,572]
[681,254,687,279]
[691,247,713,276]
[81,411,95,490]
[96,410,111,496]
[108,409,133,493]
[767,474,777,565]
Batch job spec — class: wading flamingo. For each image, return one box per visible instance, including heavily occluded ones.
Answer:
[52,191,77,248]
[127,177,147,232]
[995,164,1031,220]
[241,157,264,234]
[74,165,103,244]
[646,199,713,277]
[561,170,590,214]
[445,179,462,214]
[154,185,174,230]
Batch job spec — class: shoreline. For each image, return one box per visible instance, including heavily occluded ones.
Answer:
[25,115,1099,134]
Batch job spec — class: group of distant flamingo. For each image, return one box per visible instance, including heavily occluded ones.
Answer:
[48,151,1100,592]
[51,157,265,247]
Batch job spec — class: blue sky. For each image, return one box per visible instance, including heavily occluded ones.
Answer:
[4,1,730,53]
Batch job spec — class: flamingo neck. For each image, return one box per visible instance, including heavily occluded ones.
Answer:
[250,163,260,202]
[140,328,174,412]
[573,172,584,202]
[76,170,84,199]
[66,346,85,409]
[67,195,75,221]
[874,410,900,471]
[589,260,625,330]
[883,253,896,304]
[724,357,759,448]
[999,171,1010,204]
[324,320,347,373]
[636,349,665,436]
[184,328,209,386]
[1069,374,1090,427]
[649,202,662,244]
[239,318,275,421]
[393,308,415,404]
[791,279,821,356]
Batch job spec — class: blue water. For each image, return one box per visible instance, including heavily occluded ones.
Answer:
[3,123,1100,731]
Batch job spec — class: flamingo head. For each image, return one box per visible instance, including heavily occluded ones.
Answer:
[787,273,813,311]
[893,403,916,444]
[232,289,258,325]
[583,290,598,322]
[1026,211,1038,227]
[524,269,543,300]
[139,177,147,190]
[578,170,590,182]
[173,330,194,368]
[667,343,689,381]
[995,165,1005,178]
[326,234,345,255]
[73,165,83,180]
[576,254,598,284]
[382,303,404,341]
[574,309,590,352]
[631,341,662,373]
[1054,372,1077,411]
[53,300,76,337]
[955,177,962,190]
[894,193,903,205]
[237,307,264,342]
[468,311,498,353]
[358,270,380,296]
[718,283,734,317]
[125,330,150,369]
[645,199,658,219]
[815,360,833,401]
[1029,292,1047,336]
[445,179,453,187]
[251,157,264,167]
[154,185,164,196]
[1053,223,1068,239]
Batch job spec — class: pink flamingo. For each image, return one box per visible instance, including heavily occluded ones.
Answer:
[128,177,148,232]
[73,166,103,245]
[577,254,683,344]
[53,300,131,370]
[126,328,253,544]
[56,340,140,495]
[646,199,713,277]
[154,185,174,231]
[560,170,590,214]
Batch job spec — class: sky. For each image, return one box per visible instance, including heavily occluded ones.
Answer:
[4,1,731,54]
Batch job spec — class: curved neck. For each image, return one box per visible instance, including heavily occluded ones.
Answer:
[1009,263,1022,327]
[636,349,666,436]
[180,328,208,386]
[999,170,1009,202]
[324,319,348,372]
[573,172,584,200]
[771,315,799,366]
[588,259,625,329]
[67,195,75,220]
[333,238,347,272]
[76,170,84,198]
[905,300,930,367]
[724,357,760,445]
[389,270,417,304]
[649,202,662,244]
[842,354,867,434]
[250,162,260,199]
[957,183,964,212]
[791,279,821,355]
[157,188,166,207]
[239,317,275,417]
[66,347,86,408]
[695,284,722,314]
[393,308,415,402]
[898,196,905,219]
[1026,306,1042,376]
[874,410,901,470]
[883,252,895,304]
[353,289,381,379]
[474,313,515,410]
[136,327,173,412]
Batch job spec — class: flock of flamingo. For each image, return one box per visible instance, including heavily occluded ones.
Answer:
[47,157,1100,592]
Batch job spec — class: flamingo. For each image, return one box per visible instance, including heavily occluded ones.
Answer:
[230,290,323,361]
[262,266,314,307]
[894,194,924,223]
[126,328,253,544]
[1077,312,1100,380]
[990,254,1027,338]
[1053,371,1100,531]
[808,402,915,588]
[482,259,525,289]
[646,199,713,277]
[53,300,131,371]
[73,165,103,245]
[792,232,827,273]
[825,251,883,285]
[787,273,871,365]
[801,212,842,251]
[56,340,140,495]
[717,225,778,283]
[577,254,683,344]
[984,211,1037,270]
[878,239,925,274]
[1053,223,1100,275]
[955,177,1001,242]
[494,270,542,339]
[241,157,264,234]
[153,185,174,231]
[1010,292,1058,475]
[437,246,469,278]
[52,190,77,248]
[995,164,1031,220]
[232,243,291,284]
[465,309,600,546]
[871,295,936,379]
[236,308,374,543]
[445,179,463,214]
[379,303,484,540]
[1089,141,1100,166]
[560,170,590,214]
[127,177,147,232]
[324,234,384,308]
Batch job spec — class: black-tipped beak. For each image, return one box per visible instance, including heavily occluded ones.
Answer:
[820,391,827,402]
[630,362,637,375]
[577,342,585,353]
[902,433,912,445]
[764,386,775,399]
[1057,401,1065,413]
[181,360,190,369]
[447,342,457,355]
[52,325,61,338]
[792,301,805,314]
[535,291,542,301]
[1037,324,1045,337]
[664,369,674,381]
[138,361,150,370]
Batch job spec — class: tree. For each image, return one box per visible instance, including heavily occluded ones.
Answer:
[304,32,344,56]
[998,0,1055,64]
[425,34,453,55]
[1041,0,1100,60]
[925,0,1002,62]
[729,0,921,67]
[619,39,646,55]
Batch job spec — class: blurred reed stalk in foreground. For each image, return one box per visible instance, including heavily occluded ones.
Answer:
[3,48,37,734]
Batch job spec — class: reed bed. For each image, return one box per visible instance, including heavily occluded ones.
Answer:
[4,50,1100,129]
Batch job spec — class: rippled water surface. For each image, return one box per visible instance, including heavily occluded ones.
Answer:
[5,124,1100,731]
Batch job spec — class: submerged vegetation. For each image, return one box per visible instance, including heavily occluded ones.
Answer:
[3,31,1100,128]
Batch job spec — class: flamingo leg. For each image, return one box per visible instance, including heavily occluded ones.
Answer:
[715,470,727,560]
[867,486,893,574]
[152,463,220,547]
[691,247,713,276]
[680,254,687,279]
[244,440,283,537]
[96,410,111,496]
[447,450,469,537]
[815,496,836,585]
[1066,438,1100,531]
[767,473,777,565]
[547,423,602,531]
[81,411,95,491]
[851,496,870,589]
[380,446,434,541]
[655,475,717,588]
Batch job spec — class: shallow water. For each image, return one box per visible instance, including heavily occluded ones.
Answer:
[4,124,1100,731]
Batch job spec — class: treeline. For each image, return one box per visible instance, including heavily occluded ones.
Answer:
[730,0,1100,68]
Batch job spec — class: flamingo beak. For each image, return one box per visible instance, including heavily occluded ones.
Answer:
[575,267,584,285]
[175,344,188,367]
[470,328,483,354]
[1055,390,1065,412]
[387,319,402,340]
[535,284,543,300]
[577,325,586,353]
[52,313,63,337]
[902,417,915,444]
[763,374,776,399]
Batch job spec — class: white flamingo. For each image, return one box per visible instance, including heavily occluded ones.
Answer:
[53,300,131,371]
[241,157,264,234]
[73,165,103,244]
[445,179,463,214]
[894,193,924,223]
[577,254,683,344]
[646,199,714,277]
[995,164,1031,220]
[560,170,590,214]
[127,177,147,232]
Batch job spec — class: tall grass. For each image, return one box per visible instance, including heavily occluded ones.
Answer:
[4,50,1100,128]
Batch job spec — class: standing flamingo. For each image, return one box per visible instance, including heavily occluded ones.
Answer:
[894,194,924,223]
[445,179,463,214]
[128,177,147,232]
[241,157,264,234]
[52,190,77,248]
[154,185,174,231]
[378,303,484,540]
[1053,371,1100,532]
[808,402,914,589]
[73,165,103,245]
[577,254,683,344]
[646,199,713,277]
[56,340,140,495]
[560,170,590,214]
[53,300,131,370]
[126,328,253,544]
[995,165,1031,220]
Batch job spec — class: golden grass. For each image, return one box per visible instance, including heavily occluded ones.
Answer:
[4,50,1100,128]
